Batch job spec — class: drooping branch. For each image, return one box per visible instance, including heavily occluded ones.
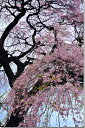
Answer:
[5,78,43,127]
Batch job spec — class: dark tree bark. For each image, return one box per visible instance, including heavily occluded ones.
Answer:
[0,7,26,87]
[5,113,24,127]
[0,48,15,86]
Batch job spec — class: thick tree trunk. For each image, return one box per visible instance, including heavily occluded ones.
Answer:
[0,8,26,87]
[0,48,16,87]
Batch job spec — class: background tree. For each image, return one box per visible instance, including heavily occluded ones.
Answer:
[0,0,83,127]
